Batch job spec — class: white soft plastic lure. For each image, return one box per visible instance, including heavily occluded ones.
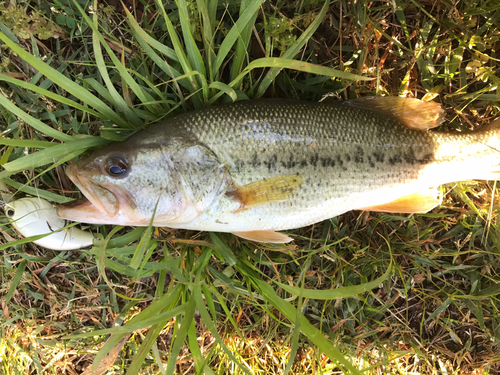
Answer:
[5,197,94,250]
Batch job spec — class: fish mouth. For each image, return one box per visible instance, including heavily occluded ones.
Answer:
[57,197,108,223]
[57,163,120,221]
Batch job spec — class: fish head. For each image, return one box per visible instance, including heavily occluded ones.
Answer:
[59,147,137,224]
[57,134,230,226]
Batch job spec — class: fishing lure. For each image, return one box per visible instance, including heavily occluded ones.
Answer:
[5,197,94,250]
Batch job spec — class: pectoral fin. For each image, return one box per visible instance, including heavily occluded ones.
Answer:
[227,174,304,210]
[232,230,293,243]
[361,189,441,213]
[344,97,446,130]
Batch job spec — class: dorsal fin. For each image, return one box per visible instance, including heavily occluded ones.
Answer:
[344,97,446,130]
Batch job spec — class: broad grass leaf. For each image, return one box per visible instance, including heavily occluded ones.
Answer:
[188,319,214,374]
[4,260,26,305]
[87,0,142,127]
[0,139,57,148]
[229,0,260,84]
[127,26,191,92]
[0,74,101,118]
[107,227,146,248]
[214,0,266,75]
[0,137,109,178]
[90,335,130,374]
[275,258,392,299]
[208,81,238,103]
[2,177,74,203]
[209,232,237,265]
[471,283,500,299]
[0,92,73,142]
[155,0,203,106]
[130,198,159,270]
[166,298,196,375]
[67,286,184,338]
[240,262,361,375]
[193,283,252,375]
[127,324,166,375]
[176,0,207,78]
[123,7,178,62]
[424,297,452,324]
[256,0,330,97]
[0,31,127,127]
[196,0,217,83]
[232,58,373,88]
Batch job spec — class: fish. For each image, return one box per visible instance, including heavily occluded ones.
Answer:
[56,97,500,243]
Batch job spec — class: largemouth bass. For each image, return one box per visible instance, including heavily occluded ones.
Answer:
[56,98,500,243]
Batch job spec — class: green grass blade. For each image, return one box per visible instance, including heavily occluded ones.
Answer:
[2,177,74,203]
[0,31,128,127]
[210,287,244,337]
[151,342,166,375]
[188,319,210,374]
[166,298,196,375]
[231,58,373,89]
[92,334,130,373]
[5,260,26,305]
[192,283,252,375]
[123,8,179,62]
[395,0,412,50]
[0,139,58,148]
[81,1,158,117]
[0,92,73,142]
[155,0,202,103]
[68,305,184,338]
[127,26,191,92]
[176,0,207,78]
[126,324,167,375]
[425,297,452,324]
[196,0,217,83]
[214,0,266,75]
[0,137,109,178]
[209,233,238,266]
[229,0,259,83]
[275,258,392,299]
[208,81,238,102]
[85,0,142,127]
[240,262,361,375]
[284,258,310,375]
[256,0,330,97]
[130,197,159,269]
[0,74,101,118]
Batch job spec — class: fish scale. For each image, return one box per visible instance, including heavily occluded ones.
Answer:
[57,99,500,242]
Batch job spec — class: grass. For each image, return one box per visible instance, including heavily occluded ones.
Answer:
[0,0,500,373]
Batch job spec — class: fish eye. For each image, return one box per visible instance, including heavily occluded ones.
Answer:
[104,156,129,178]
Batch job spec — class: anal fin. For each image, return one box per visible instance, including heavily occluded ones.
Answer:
[232,230,293,243]
[360,189,442,213]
